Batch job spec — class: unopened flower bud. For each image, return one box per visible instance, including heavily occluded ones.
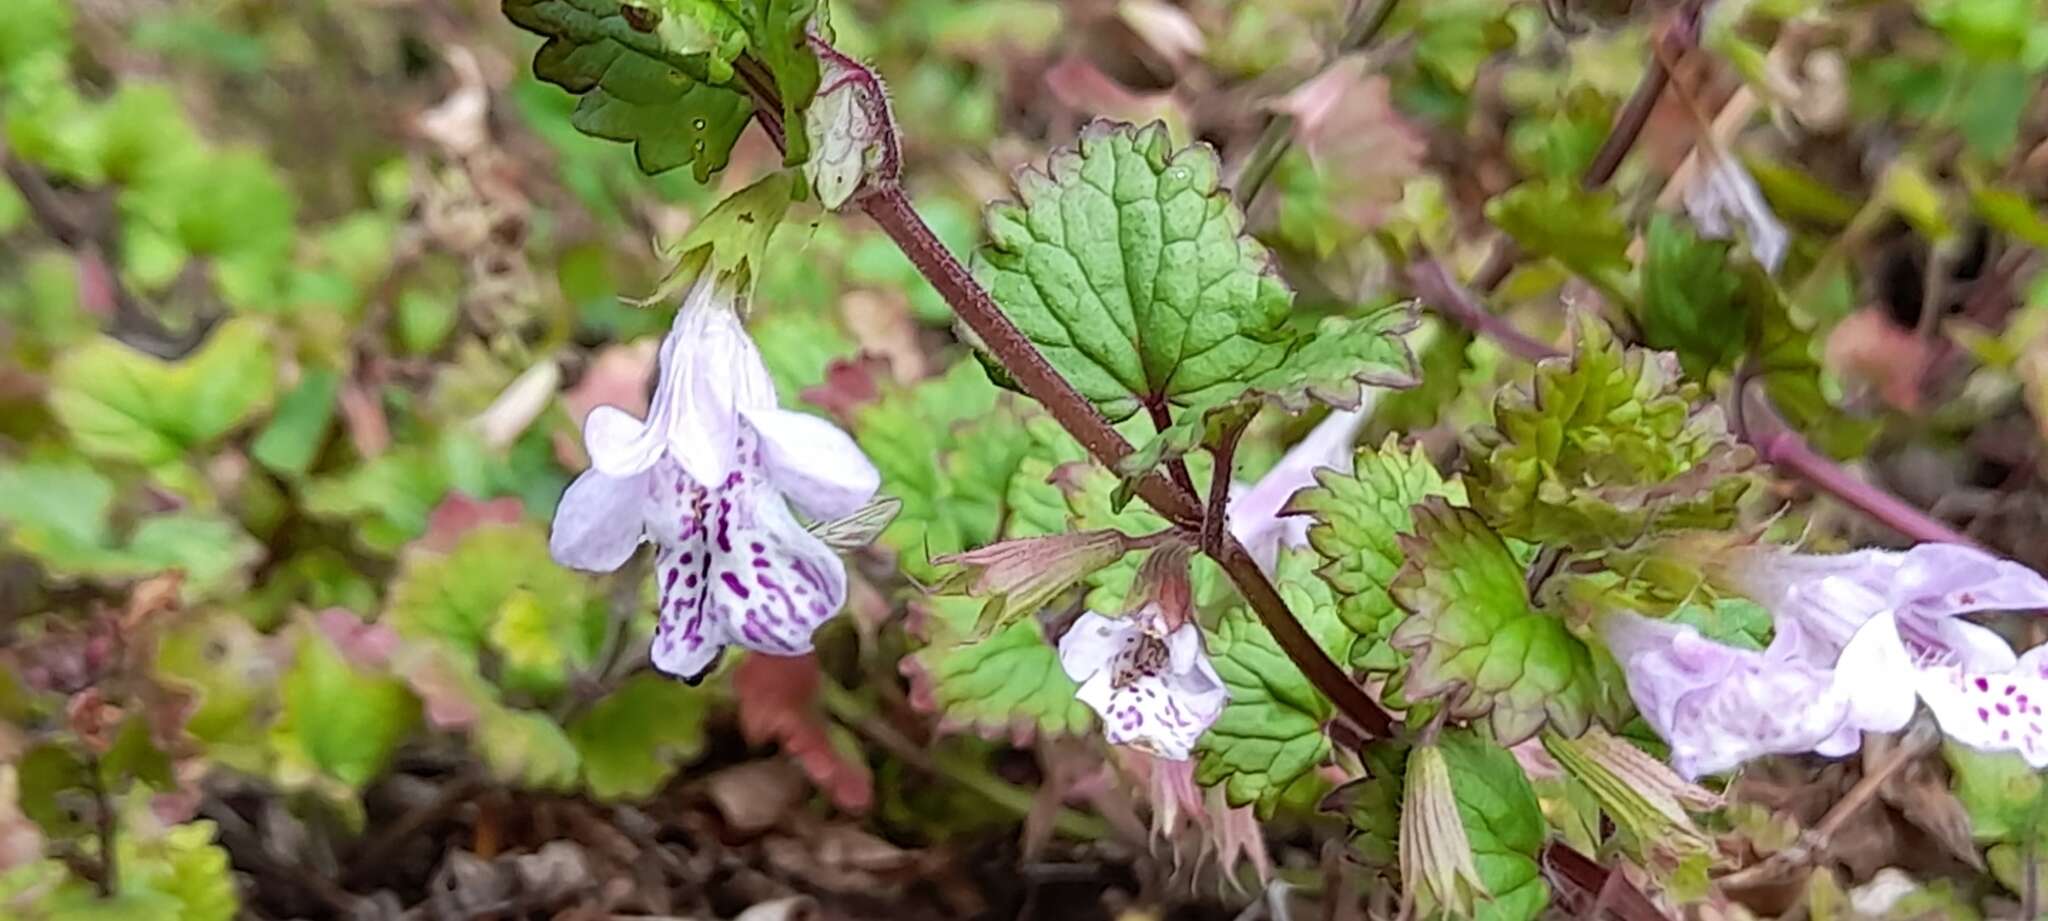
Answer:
[1543,727,1718,862]
[1127,544,1193,629]
[936,530,1131,633]
[1401,744,1488,918]
[803,49,893,209]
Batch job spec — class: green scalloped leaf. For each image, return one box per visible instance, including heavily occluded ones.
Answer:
[1289,436,1464,673]
[477,705,583,790]
[1194,549,1350,818]
[504,0,826,179]
[1238,305,1420,408]
[273,626,421,790]
[855,362,1038,582]
[1464,316,1755,550]
[979,120,1360,420]
[1335,741,1410,868]
[1636,214,1745,378]
[1485,180,1631,296]
[0,461,261,602]
[1389,500,1627,744]
[904,596,1095,741]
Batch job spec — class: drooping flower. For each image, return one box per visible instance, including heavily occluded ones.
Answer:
[1602,542,2048,777]
[1227,408,1367,572]
[549,275,881,682]
[1058,604,1228,761]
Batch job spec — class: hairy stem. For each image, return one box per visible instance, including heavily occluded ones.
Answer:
[1204,415,1251,558]
[1469,7,1693,293]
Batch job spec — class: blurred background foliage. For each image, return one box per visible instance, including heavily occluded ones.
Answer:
[4,0,2048,917]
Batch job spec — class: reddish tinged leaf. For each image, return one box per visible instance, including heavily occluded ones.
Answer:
[75,249,118,318]
[800,353,891,424]
[314,608,402,670]
[396,647,486,730]
[420,493,526,553]
[734,653,874,813]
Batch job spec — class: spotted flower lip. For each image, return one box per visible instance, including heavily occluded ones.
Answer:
[548,274,881,682]
[1058,604,1229,761]
[1605,542,2048,777]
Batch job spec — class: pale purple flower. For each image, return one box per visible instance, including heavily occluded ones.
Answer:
[1603,543,2048,777]
[1228,408,1367,572]
[1600,611,1861,779]
[549,276,880,682]
[1059,604,1228,761]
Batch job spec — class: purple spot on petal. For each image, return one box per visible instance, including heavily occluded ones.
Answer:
[721,572,752,599]
[1978,677,1992,692]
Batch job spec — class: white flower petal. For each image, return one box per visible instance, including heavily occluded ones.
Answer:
[1067,616,1228,762]
[651,538,727,683]
[583,405,666,478]
[1777,573,1891,663]
[1891,542,2048,621]
[1060,611,1142,684]
[1831,611,1920,736]
[743,406,882,520]
[1099,663,1228,761]
[1916,647,2048,767]
[548,469,648,571]
[1937,620,2021,673]
[1163,616,1204,674]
